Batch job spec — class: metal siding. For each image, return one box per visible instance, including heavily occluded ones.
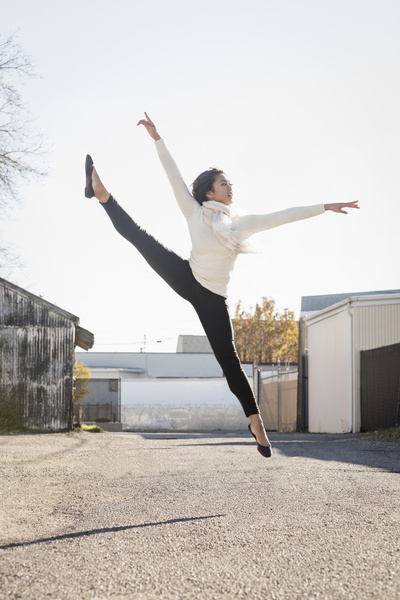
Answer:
[0,283,75,431]
[354,304,400,351]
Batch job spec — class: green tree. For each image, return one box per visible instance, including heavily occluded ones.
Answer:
[232,297,298,363]
[73,358,90,406]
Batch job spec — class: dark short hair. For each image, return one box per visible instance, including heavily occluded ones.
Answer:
[191,168,224,205]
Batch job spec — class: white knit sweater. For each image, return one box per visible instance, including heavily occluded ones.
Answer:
[155,139,325,298]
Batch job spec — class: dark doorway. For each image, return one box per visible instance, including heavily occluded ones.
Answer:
[360,343,400,431]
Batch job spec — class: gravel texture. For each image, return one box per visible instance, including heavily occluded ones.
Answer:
[0,430,399,600]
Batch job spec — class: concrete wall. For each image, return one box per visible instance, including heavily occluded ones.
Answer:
[120,378,249,432]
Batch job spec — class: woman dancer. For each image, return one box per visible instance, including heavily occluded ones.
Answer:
[85,113,359,458]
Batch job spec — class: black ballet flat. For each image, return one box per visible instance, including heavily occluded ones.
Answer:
[248,424,272,458]
[85,154,94,198]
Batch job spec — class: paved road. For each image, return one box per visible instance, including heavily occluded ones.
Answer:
[0,431,399,599]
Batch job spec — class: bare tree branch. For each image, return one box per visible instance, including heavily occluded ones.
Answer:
[0,32,46,272]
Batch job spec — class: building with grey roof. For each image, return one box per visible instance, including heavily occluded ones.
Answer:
[300,289,400,317]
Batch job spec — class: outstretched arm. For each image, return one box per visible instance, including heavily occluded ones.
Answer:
[324,201,360,214]
[137,112,199,219]
[237,200,359,240]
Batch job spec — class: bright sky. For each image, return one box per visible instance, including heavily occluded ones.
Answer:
[3,0,400,352]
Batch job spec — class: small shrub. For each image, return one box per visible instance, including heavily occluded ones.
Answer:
[0,386,29,433]
[80,423,103,433]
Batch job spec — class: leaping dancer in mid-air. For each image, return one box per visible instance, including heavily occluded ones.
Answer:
[85,113,359,458]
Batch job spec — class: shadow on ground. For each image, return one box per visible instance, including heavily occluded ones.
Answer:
[0,514,225,551]
[128,431,400,474]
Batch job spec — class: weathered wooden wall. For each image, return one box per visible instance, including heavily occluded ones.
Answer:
[0,280,77,431]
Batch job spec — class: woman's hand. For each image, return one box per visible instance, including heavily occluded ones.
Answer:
[137,112,161,141]
[324,201,360,214]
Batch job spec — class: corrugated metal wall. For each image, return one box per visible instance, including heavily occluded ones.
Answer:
[0,282,76,431]
[355,304,400,350]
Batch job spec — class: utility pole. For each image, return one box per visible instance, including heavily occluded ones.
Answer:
[277,359,281,432]
[140,334,147,353]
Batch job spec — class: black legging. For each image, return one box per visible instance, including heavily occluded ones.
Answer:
[102,196,259,417]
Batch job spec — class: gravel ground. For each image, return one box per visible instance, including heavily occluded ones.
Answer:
[0,430,399,600]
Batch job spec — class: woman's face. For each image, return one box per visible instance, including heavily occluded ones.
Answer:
[206,173,233,205]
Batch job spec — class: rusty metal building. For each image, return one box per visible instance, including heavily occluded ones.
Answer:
[0,277,94,432]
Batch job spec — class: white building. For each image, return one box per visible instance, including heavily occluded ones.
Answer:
[75,349,253,432]
[305,294,400,433]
